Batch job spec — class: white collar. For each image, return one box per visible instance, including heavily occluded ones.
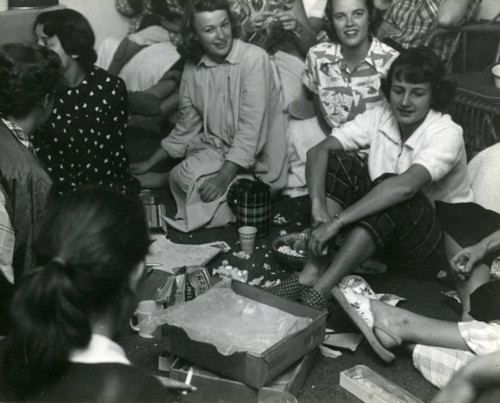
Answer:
[69,333,131,366]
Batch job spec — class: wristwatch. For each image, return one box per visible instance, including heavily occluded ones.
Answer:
[333,212,345,227]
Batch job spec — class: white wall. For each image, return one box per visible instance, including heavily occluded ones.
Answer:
[59,0,130,47]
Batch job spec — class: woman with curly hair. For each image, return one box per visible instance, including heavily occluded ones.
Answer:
[284,0,399,196]
[33,9,138,196]
[131,0,288,232]
[272,47,474,311]
[0,186,176,401]
[0,43,62,333]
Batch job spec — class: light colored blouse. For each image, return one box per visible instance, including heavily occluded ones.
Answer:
[161,39,288,189]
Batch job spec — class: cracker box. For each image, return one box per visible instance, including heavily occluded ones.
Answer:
[161,281,327,388]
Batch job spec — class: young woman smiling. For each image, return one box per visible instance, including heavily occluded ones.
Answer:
[284,0,398,196]
[131,0,288,232]
[32,9,138,196]
[272,47,474,311]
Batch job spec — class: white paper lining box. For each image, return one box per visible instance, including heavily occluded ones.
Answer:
[161,281,327,389]
[169,349,319,403]
[340,365,423,403]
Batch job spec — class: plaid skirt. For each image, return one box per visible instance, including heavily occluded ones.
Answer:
[325,151,447,278]
[413,320,500,389]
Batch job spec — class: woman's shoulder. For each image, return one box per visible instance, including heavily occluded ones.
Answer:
[425,110,463,137]
[88,66,126,89]
[36,363,170,402]
[234,39,268,61]
[308,41,341,58]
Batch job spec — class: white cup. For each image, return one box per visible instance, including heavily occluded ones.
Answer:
[238,226,257,254]
[129,300,163,338]
[492,64,500,89]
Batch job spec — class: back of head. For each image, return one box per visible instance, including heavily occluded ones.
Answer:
[34,9,97,71]
[0,43,62,119]
[0,186,150,399]
[179,0,239,62]
[384,46,456,113]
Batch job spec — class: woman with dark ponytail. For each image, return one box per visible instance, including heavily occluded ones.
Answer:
[0,186,171,401]
[32,9,138,196]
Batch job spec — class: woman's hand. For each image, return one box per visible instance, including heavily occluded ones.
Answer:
[311,206,331,229]
[198,173,232,203]
[274,11,297,31]
[309,219,342,256]
[450,242,487,281]
[243,11,273,34]
[130,159,153,175]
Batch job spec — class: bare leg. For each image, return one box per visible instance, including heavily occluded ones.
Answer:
[134,172,170,189]
[312,226,377,298]
[444,233,491,320]
[370,299,469,351]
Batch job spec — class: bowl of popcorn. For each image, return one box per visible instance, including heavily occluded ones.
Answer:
[272,232,310,271]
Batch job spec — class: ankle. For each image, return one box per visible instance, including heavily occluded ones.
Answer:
[298,271,320,287]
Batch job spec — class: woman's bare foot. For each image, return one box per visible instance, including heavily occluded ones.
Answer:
[370,299,404,350]
[134,172,169,189]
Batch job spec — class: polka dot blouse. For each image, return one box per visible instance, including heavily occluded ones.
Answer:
[33,66,138,195]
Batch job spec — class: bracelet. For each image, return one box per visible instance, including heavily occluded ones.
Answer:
[333,212,345,227]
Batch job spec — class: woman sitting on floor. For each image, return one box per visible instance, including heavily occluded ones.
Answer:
[0,43,62,334]
[285,0,399,196]
[271,46,474,311]
[0,186,177,401]
[33,9,138,196]
[131,0,288,233]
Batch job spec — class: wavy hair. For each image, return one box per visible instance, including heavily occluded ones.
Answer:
[324,0,377,43]
[0,43,62,119]
[382,46,456,113]
[179,0,240,63]
[34,9,97,71]
[0,186,150,399]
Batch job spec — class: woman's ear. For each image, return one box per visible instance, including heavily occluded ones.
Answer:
[39,91,54,113]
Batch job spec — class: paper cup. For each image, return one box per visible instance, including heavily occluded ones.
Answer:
[129,300,163,338]
[492,64,500,89]
[238,226,257,255]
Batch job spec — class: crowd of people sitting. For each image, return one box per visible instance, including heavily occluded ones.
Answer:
[0,0,499,401]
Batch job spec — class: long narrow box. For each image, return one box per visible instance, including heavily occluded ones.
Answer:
[161,281,327,388]
[340,365,423,403]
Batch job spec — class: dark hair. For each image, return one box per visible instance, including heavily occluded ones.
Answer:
[324,0,377,43]
[179,0,240,62]
[34,9,97,71]
[0,43,62,119]
[383,47,456,113]
[0,186,150,398]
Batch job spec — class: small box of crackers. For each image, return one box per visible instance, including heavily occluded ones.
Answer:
[140,190,167,233]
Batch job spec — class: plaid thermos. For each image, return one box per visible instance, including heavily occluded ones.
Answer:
[227,178,271,238]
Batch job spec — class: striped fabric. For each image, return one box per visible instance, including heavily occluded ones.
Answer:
[384,0,481,61]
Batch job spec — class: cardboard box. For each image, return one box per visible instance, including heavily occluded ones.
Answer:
[169,348,319,403]
[161,281,327,388]
[340,365,423,403]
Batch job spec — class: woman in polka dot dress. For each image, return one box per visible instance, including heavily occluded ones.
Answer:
[33,9,138,196]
